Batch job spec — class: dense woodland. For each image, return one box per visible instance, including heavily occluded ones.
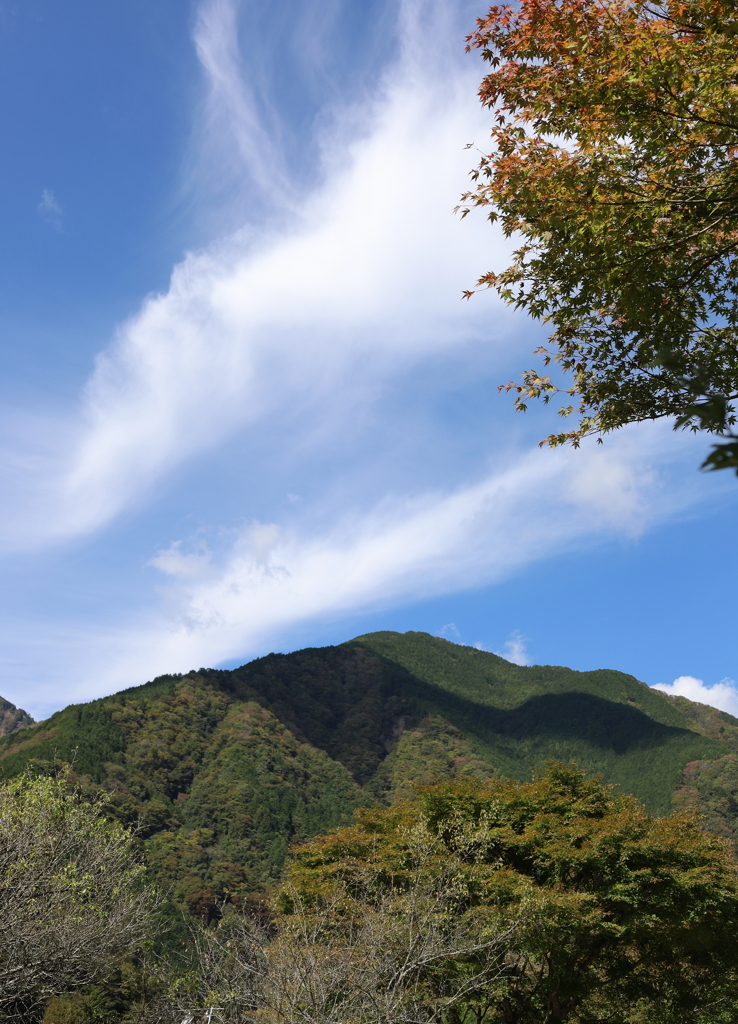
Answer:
[4,631,738,1023]
[3,631,738,925]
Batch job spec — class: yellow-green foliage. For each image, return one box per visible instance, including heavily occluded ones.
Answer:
[285,767,738,1024]
[0,773,156,1019]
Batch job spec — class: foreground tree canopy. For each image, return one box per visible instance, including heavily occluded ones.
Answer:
[0,772,158,1021]
[276,766,738,1024]
[461,0,738,471]
[11,764,738,1024]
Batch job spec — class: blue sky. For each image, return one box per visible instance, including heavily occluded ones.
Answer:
[1,0,737,721]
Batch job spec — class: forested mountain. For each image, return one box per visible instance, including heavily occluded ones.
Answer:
[0,695,34,736]
[1,630,736,919]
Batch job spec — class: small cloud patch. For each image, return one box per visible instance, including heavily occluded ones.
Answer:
[496,630,530,666]
[653,675,738,717]
[37,189,63,231]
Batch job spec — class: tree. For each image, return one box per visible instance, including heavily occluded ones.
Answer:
[460,0,738,472]
[0,772,159,1021]
[174,839,513,1024]
[279,766,738,1023]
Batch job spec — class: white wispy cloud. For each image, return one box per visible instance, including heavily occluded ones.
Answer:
[496,630,530,666]
[66,56,498,518]
[4,421,709,719]
[37,189,63,231]
[3,0,722,559]
[146,429,709,656]
[1,0,504,551]
[653,676,738,718]
[191,0,293,209]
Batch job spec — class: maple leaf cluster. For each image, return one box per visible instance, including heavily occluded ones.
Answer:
[461,0,738,470]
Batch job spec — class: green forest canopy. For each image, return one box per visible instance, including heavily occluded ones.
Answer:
[2,631,737,921]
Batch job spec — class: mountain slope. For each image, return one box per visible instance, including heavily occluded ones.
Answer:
[0,630,734,917]
[0,695,34,736]
[0,673,364,915]
[350,632,719,811]
[213,631,722,811]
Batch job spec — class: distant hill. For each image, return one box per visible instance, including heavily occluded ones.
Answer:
[0,695,34,737]
[1,630,735,919]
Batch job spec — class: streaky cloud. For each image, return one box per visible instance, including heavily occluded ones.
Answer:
[1,0,503,552]
[192,0,293,209]
[2,422,713,719]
